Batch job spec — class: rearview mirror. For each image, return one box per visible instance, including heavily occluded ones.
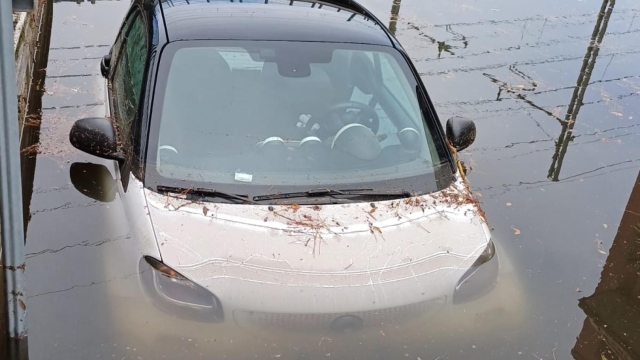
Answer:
[69,162,116,202]
[100,54,111,78]
[69,117,124,163]
[446,117,476,152]
[277,57,311,78]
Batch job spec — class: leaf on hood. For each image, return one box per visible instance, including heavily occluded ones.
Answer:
[290,204,300,212]
[203,206,209,216]
[512,227,521,235]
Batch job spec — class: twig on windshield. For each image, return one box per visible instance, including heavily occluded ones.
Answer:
[163,186,195,210]
[173,200,198,211]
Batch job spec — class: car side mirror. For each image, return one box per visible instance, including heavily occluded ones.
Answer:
[69,117,124,163]
[69,162,116,202]
[100,54,111,78]
[446,116,476,152]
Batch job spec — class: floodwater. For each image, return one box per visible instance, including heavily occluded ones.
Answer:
[4,0,640,359]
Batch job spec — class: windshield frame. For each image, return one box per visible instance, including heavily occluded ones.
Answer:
[144,40,454,203]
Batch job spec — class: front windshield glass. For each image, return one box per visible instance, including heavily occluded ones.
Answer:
[146,41,452,199]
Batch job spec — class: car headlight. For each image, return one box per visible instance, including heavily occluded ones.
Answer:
[139,256,223,322]
[452,240,499,305]
[474,239,496,266]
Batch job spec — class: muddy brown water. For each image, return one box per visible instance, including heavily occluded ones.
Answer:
[4,0,639,359]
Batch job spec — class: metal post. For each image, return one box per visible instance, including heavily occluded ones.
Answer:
[1,0,28,340]
[12,1,34,13]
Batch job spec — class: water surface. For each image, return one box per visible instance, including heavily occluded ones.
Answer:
[11,0,640,359]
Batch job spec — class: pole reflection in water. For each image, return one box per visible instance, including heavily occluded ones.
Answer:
[389,0,401,36]
[547,0,616,181]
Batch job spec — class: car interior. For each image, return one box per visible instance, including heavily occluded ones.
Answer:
[156,43,436,182]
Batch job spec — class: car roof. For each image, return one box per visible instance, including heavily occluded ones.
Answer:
[159,0,393,46]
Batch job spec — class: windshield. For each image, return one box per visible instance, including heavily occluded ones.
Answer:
[146,41,452,200]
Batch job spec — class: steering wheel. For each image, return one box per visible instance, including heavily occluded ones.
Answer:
[309,101,380,138]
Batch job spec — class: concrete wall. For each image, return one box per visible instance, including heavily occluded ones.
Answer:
[13,0,46,131]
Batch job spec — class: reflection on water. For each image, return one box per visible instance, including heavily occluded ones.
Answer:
[388,0,401,36]
[572,171,640,359]
[68,162,116,203]
[404,22,470,60]
[20,0,54,235]
[548,0,616,182]
[572,173,640,360]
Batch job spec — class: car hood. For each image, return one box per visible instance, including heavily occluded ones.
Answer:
[144,178,490,282]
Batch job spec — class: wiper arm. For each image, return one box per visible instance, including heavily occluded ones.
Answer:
[253,188,412,202]
[157,186,257,204]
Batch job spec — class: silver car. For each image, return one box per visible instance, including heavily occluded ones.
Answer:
[69,0,501,337]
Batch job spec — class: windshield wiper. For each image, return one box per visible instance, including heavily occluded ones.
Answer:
[253,188,413,202]
[157,185,257,204]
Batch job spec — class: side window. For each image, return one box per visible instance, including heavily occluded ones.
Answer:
[112,10,148,151]
[109,9,134,75]
[110,30,124,69]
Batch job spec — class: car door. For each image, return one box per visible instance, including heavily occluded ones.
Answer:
[105,5,161,258]
[108,5,149,193]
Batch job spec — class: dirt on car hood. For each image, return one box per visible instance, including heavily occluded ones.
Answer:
[144,178,489,281]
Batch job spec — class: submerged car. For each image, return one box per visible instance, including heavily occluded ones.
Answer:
[69,0,498,334]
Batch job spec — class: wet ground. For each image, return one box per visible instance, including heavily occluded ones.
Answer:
[4,0,640,359]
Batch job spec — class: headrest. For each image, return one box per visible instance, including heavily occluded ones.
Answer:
[349,52,377,95]
[398,127,422,152]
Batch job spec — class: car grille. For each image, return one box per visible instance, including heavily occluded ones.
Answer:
[233,296,446,332]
